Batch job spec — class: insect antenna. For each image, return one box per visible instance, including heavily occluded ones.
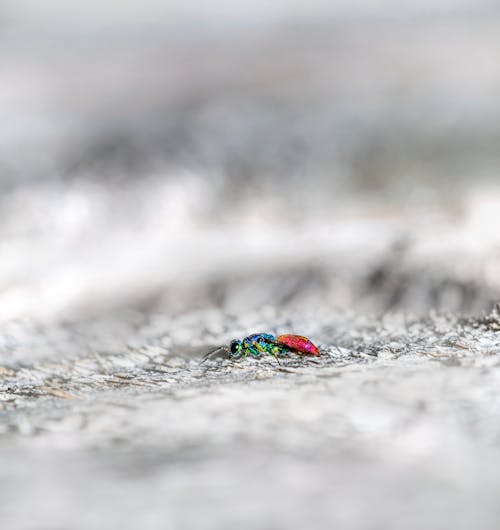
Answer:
[200,346,229,365]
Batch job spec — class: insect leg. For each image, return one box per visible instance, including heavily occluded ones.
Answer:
[267,343,288,365]
[269,351,282,366]
[246,346,261,357]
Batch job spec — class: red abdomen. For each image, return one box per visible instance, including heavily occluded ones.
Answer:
[277,334,320,356]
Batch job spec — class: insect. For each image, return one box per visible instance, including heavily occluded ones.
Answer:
[201,333,320,364]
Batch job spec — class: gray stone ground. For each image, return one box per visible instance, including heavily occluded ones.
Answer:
[1,306,500,529]
[3,3,500,528]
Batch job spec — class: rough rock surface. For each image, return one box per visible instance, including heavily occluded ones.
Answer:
[3,3,500,528]
[2,306,500,529]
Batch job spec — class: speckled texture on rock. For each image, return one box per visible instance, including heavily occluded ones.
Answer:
[3,3,500,528]
[1,307,500,529]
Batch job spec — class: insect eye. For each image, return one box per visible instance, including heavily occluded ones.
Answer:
[230,341,240,355]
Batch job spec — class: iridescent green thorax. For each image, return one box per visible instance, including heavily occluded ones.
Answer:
[202,332,320,365]
[215,333,320,363]
[230,333,288,359]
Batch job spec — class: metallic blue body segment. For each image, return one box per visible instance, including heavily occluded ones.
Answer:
[228,333,292,359]
[243,333,275,356]
[202,333,320,363]
[202,333,321,364]
[247,333,275,341]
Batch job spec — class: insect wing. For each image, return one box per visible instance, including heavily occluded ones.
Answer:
[276,334,320,356]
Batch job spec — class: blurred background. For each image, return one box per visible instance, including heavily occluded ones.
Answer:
[1,0,500,322]
[3,5,500,530]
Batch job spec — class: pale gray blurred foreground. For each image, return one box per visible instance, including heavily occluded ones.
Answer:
[2,308,500,529]
[1,2,500,529]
